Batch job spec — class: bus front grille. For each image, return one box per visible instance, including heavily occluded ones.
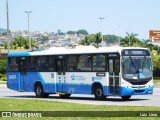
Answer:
[133,90,145,93]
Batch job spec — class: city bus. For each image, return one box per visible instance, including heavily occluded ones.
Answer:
[6,46,153,100]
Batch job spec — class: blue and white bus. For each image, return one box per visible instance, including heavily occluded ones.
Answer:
[6,46,153,100]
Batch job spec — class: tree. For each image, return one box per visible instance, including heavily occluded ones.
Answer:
[11,40,18,49]
[67,31,77,35]
[80,36,91,45]
[150,50,160,70]
[120,32,139,47]
[141,39,154,51]
[31,38,38,49]
[57,29,65,35]
[14,36,25,50]
[8,36,38,50]
[0,59,6,80]
[38,35,49,44]
[3,42,7,49]
[93,32,102,47]
[23,38,38,50]
[0,59,6,74]
[104,35,119,43]
[77,29,88,35]
[23,37,29,49]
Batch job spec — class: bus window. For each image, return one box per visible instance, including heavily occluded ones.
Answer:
[67,55,77,71]
[39,56,48,71]
[114,59,120,75]
[8,57,19,72]
[109,59,113,73]
[77,55,91,71]
[28,57,38,71]
[92,54,106,71]
[20,57,27,73]
[48,56,54,71]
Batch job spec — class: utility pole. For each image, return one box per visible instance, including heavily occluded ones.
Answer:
[25,11,32,50]
[99,17,105,46]
[6,0,10,53]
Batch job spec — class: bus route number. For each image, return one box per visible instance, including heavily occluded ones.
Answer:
[9,75,17,80]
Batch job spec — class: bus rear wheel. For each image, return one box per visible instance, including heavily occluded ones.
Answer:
[35,83,49,98]
[94,85,105,100]
[59,94,71,98]
[121,96,131,100]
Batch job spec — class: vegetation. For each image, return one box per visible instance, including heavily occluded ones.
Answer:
[94,32,102,46]
[80,36,91,45]
[0,59,6,80]
[120,32,140,47]
[4,36,38,50]
[77,29,89,35]
[37,35,49,44]
[67,30,77,35]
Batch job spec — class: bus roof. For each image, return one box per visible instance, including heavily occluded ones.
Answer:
[8,46,149,57]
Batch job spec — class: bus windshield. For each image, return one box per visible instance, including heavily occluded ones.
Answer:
[122,56,152,81]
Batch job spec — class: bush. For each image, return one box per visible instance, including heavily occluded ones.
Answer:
[0,59,6,74]
[0,73,6,81]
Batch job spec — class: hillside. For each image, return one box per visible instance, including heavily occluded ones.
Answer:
[0,28,7,33]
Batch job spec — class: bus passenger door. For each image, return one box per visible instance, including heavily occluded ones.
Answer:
[19,57,27,91]
[108,57,120,95]
[56,59,66,92]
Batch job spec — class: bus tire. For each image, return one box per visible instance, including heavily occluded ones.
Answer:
[35,83,49,98]
[93,85,105,100]
[121,96,131,100]
[59,94,71,98]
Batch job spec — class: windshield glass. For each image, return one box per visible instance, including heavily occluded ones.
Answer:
[122,56,152,80]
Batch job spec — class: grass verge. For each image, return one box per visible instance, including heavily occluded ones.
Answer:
[0,98,160,120]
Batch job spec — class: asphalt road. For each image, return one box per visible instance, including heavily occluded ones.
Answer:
[0,84,160,106]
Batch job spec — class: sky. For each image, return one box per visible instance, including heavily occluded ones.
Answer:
[0,0,160,39]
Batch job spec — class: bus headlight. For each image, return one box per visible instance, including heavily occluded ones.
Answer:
[146,81,153,88]
[121,82,131,88]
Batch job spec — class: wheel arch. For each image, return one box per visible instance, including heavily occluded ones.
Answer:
[91,82,103,94]
[34,81,43,91]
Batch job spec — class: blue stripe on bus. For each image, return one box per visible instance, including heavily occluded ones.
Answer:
[8,51,30,57]
[120,86,154,96]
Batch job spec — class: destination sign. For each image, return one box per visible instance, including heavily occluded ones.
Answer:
[122,49,150,56]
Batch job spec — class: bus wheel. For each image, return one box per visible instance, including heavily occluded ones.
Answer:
[94,85,105,100]
[121,96,131,100]
[59,94,71,98]
[35,83,49,98]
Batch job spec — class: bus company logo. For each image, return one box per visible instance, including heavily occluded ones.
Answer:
[92,77,102,81]
[9,75,16,80]
[71,74,78,80]
[71,74,86,81]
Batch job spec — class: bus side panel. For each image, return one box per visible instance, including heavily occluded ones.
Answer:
[22,72,56,93]
[7,72,57,93]
[64,83,92,94]
[7,72,20,91]
[40,72,56,93]
[65,72,107,94]
[103,86,109,95]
